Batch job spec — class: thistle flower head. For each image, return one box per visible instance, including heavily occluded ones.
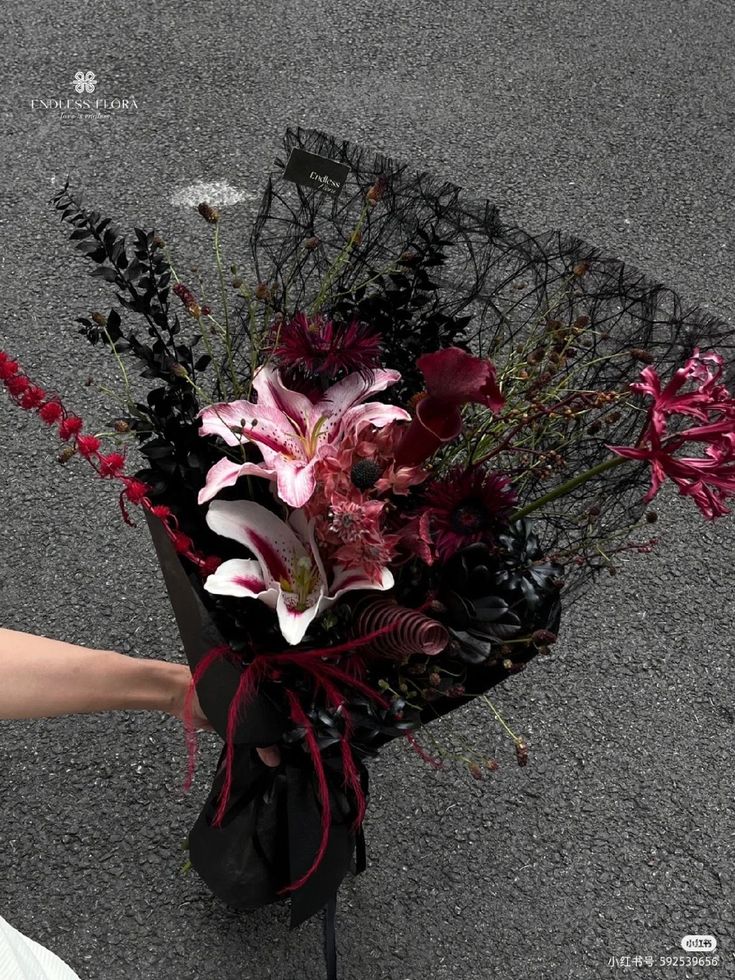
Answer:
[271,311,382,380]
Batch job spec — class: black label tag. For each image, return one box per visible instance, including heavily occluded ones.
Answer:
[282,147,350,197]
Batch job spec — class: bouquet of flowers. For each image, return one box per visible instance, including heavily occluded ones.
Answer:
[3,128,734,975]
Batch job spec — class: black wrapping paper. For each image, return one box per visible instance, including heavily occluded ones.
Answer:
[146,506,554,927]
[146,508,362,927]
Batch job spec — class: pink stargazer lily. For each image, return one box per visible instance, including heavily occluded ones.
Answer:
[198,366,409,509]
[202,499,394,645]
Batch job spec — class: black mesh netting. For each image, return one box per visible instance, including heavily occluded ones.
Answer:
[227,126,735,603]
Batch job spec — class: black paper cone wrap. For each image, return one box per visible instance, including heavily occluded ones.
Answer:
[146,508,366,928]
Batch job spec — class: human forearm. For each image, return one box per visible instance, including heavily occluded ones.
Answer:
[0,627,185,719]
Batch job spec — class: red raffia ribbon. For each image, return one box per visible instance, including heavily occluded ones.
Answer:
[281,690,332,894]
[184,598,442,893]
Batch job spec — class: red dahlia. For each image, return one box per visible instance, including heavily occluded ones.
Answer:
[422,466,517,560]
[271,311,382,378]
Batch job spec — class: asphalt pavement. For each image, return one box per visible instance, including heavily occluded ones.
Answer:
[0,2,733,978]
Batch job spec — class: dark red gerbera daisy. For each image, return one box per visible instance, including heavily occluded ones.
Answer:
[422,466,517,560]
[271,311,382,378]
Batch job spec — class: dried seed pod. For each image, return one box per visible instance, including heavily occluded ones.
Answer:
[197,202,220,224]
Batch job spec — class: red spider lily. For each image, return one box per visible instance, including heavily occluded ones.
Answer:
[609,425,735,520]
[608,349,735,520]
[395,347,504,466]
[632,348,733,426]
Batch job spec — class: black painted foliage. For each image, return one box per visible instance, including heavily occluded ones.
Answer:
[51,181,216,503]
[328,227,475,401]
[439,523,563,666]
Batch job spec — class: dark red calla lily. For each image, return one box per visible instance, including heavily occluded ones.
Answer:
[395,347,504,466]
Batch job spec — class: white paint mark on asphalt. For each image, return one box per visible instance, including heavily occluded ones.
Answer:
[170,180,259,208]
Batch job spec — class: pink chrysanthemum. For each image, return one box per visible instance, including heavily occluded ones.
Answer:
[272,311,382,378]
[422,466,517,560]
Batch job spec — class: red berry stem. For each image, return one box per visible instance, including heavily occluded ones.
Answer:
[0,349,222,579]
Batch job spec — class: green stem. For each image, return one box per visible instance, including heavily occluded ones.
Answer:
[310,201,371,314]
[509,454,628,522]
[480,695,521,744]
[168,260,225,401]
[94,382,138,414]
[102,334,129,392]
[198,315,227,400]
[213,222,240,397]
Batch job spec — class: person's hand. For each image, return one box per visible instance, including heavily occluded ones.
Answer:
[168,664,214,731]
[168,666,281,764]
[168,664,281,769]
[255,745,281,767]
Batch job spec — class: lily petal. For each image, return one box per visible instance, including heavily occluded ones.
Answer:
[199,400,302,457]
[205,499,308,583]
[340,402,411,440]
[289,509,327,583]
[203,558,276,604]
[198,399,257,446]
[252,365,318,437]
[275,589,325,645]
[273,457,318,509]
[198,456,276,505]
[318,368,401,416]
